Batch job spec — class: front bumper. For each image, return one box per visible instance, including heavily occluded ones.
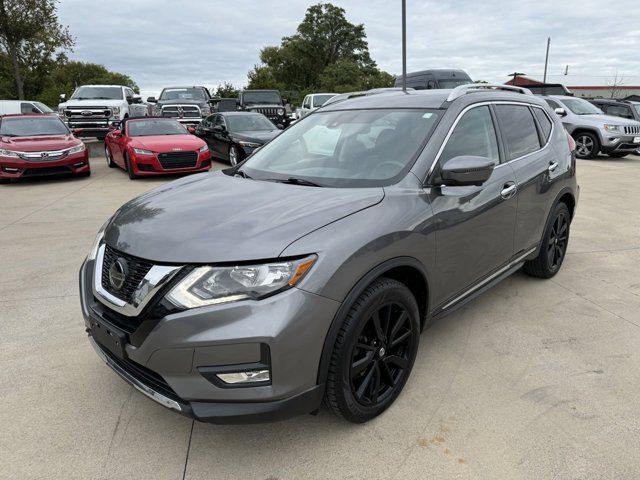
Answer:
[601,134,640,152]
[79,257,340,423]
[129,150,212,176]
[0,150,90,179]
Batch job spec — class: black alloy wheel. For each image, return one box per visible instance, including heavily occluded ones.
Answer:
[524,202,571,278]
[325,277,420,423]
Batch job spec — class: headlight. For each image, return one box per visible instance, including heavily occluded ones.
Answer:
[604,124,622,133]
[0,148,19,158]
[133,148,154,156]
[238,140,261,148]
[67,143,86,154]
[201,105,211,116]
[111,106,120,117]
[87,220,109,261]
[199,144,209,153]
[155,106,163,116]
[166,255,317,309]
[277,108,285,116]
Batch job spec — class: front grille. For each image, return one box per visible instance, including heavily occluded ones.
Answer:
[161,105,201,118]
[252,107,281,117]
[20,152,68,161]
[96,342,180,401]
[101,245,153,302]
[64,106,112,120]
[158,151,198,169]
[22,166,72,176]
[624,125,640,135]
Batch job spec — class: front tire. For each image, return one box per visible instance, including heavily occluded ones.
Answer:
[574,132,599,159]
[229,145,241,166]
[125,152,137,180]
[524,202,570,278]
[325,277,420,423]
[105,145,116,168]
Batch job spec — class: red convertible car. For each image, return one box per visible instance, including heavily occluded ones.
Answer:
[104,118,212,179]
[0,114,90,183]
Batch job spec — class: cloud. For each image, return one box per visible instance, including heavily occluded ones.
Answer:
[57,0,640,96]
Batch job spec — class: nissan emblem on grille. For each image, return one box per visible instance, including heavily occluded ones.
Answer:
[109,258,129,291]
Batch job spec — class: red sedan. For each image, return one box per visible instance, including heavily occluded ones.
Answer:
[0,114,90,183]
[104,118,212,179]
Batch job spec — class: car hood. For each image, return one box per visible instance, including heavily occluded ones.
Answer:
[104,171,384,263]
[59,99,123,108]
[0,134,80,151]
[131,135,205,152]
[578,113,640,125]
[230,130,280,143]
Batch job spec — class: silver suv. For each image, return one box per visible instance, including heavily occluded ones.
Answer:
[543,95,640,159]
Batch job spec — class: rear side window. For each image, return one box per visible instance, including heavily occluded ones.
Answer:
[606,104,634,119]
[440,106,500,165]
[544,99,561,110]
[532,107,552,143]
[495,105,541,160]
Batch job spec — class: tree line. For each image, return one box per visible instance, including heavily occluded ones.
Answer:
[0,1,394,108]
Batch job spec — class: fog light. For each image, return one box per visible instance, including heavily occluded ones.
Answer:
[2,166,19,173]
[216,370,270,384]
[73,161,85,167]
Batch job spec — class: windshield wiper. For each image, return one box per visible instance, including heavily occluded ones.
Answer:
[234,170,253,179]
[266,177,325,187]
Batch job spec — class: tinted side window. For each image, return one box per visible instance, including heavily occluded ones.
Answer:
[440,106,500,165]
[544,99,561,110]
[495,105,541,160]
[607,105,633,119]
[532,107,552,143]
[21,102,39,114]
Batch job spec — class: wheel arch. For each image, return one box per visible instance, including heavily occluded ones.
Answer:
[571,127,602,144]
[316,256,430,386]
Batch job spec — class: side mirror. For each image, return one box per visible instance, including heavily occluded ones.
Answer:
[277,124,284,130]
[126,96,133,105]
[187,126,196,134]
[112,129,122,137]
[282,98,288,104]
[147,96,156,103]
[440,156,494,187]
[554,107,567,117]
[59,93,66,101]
[132,94,142,104]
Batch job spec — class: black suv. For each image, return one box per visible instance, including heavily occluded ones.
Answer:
[589,98,640,122]
[237,90,289,127]
[147,86,214,126]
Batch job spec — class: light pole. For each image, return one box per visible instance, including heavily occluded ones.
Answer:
[542,37,550,95]
[401,0,407,92]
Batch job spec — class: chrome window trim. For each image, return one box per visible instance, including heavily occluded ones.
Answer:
[92,244,183,317]
[425,100,555,182]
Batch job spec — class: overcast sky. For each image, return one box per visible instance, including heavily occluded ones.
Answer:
[58,0,640,97]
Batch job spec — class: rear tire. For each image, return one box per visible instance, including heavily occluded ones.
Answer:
[608,152,628,158]
[573,132,599,159]
[125,152,137,180]
[523,202,570,278]
[325,277,420,423]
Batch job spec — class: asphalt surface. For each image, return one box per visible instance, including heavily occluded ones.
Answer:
[1,152,640,479]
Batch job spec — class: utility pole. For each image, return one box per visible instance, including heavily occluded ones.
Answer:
[542,37,550,95]
[509,72,526,85]
[401,0,407,92]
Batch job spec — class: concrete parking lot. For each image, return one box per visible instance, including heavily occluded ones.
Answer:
[1,151,640,480]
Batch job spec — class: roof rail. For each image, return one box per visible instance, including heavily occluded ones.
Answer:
[446,84,533,102]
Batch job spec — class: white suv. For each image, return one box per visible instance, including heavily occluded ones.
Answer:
[299,93,337,119]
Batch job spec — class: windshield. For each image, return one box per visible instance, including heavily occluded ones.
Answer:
[226,114,275,132]
[312,94,336,108]
[71,86,123,100]
[33,102,53,113]
[561,98,603,115]
[438,79,472,89]
[159,88,207,101]
[242,91,282,105]
[241,108,440,187]
[0,116,69,137]
[127,119,188,136]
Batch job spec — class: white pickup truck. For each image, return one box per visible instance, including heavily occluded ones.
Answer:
[58,85,147,139]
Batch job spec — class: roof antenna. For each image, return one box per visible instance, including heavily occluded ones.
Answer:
[401,0,407,92]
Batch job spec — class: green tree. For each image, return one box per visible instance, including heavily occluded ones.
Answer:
[247,3,393,101]
[213,82,240,98]
[0,0,74,99]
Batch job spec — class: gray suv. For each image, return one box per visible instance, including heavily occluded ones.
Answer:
[542,95,640,159]
[80,84,579,424]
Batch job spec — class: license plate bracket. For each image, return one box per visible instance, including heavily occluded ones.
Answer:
[633,136,640,144]
[90,318,128,360]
